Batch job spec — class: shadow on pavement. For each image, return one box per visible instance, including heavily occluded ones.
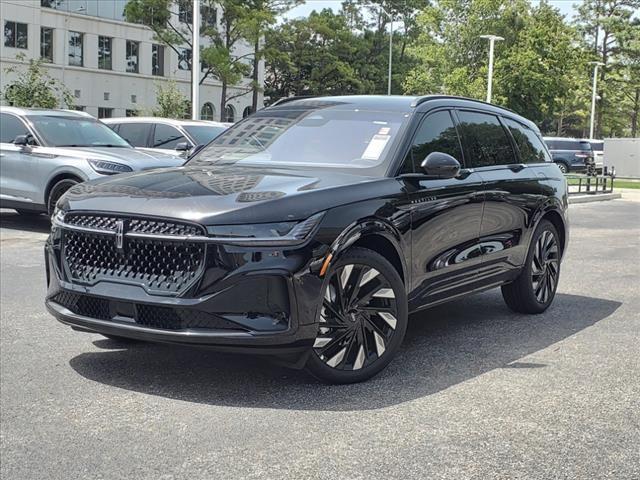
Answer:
[0,209,51,234]
[69,291,621,411]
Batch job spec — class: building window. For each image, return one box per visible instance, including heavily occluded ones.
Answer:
[201,5,217,27]
[224,105,235,123]
[126,109,138,117]
[201,103,215,121]
[40,27,53,62]
[242,106,253,119]
[178,0,192,24]
[126,40,139,73]
[98,36,112,70]
[4,21,28,49]
[152,44,164,76]
[178,48,191,71]
[98,107,113,119]
[68,31,83,66]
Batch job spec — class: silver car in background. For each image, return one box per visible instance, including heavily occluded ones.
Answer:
[102,117,229,158]
[0,107,185,215]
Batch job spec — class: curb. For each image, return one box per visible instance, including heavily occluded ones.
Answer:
[569,193,622,204]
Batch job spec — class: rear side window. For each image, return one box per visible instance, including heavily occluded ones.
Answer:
[0,113,28,143]
[457,111,516,167]
[117,123,152,147]
[153,124,186,149]
[401,110,462,173]
[549,140,591,151]
[503,118,551,163]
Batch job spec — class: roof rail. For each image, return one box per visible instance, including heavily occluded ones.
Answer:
[270,95,318,107]
[411,94,519,115]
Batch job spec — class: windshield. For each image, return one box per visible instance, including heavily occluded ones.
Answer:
[29,115,130,148]
[184,125,226,145]
[188,103,408,172]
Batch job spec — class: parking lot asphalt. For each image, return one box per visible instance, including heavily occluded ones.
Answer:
[1,199,639,480]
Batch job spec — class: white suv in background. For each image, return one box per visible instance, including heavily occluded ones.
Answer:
[103,117,229,157]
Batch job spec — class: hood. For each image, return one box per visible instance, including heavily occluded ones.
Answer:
[43,146,185,170]
[61,165,400,224]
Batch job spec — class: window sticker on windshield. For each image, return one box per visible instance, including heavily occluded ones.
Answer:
[362,134,390,160]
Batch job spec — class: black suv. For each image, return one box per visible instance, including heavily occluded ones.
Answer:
[543,137,595,174]
[46,95,568,384]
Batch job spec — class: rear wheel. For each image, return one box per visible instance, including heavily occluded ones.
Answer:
[47,178,78,215]
[305,247,408,384]
[501,220,561,314]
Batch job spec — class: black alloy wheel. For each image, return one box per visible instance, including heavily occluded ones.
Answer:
[306,247,407,384]
[531,229,560,304]
[502,219,561,314]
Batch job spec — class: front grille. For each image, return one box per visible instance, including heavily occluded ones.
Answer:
[51,293,244,331]
[65,214,205,237]
[61,214,206,295]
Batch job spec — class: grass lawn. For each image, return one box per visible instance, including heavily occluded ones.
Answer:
[566,177,640,189]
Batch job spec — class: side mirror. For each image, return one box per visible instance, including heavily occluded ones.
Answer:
[175,142,192,152]
[420,152,461,179]
[13,135,29,146]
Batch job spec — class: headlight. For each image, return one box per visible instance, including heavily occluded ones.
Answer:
[88,159,133,175]
[206,212,324,246]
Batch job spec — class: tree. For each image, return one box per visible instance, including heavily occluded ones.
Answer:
[575,0,640,137]
[241,0,301,113]
[2,54,74,109]
[124,0,253,121]
[153,80,190,118]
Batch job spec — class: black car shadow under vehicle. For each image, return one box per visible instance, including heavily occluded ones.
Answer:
[0,209,50,234]
[68,292,620,412]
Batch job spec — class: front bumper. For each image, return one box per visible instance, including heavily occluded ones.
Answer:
[45,231,326,354]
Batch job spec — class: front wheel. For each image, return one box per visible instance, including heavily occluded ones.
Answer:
[47,178,78,216]
[305,247,408,384]
[556,162,568,174]
[501,219,561,314]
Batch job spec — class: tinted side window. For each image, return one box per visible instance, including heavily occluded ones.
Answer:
[0,113,28,143]
[503,118,551,163]
[153,124,185,149]
[457,111,516,167]
[401,110,462,174]
[117,123,152,147]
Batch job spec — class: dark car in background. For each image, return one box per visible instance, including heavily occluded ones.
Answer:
[543,137,595,173]
[46,95,569,383]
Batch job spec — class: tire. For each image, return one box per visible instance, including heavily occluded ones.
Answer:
[15,209,42,216]
[47,178,78,215]
[556,162,568,174]
[305,247,408,384]
[501,219,561,314]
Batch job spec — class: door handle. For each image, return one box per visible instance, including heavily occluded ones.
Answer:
[508,164,527,172]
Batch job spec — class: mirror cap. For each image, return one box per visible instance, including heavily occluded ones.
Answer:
[420,152,461,179]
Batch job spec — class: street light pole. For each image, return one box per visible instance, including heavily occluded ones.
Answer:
[589,61,605,140]
[378,6,393,95]
[480,35,504,103]
[191,0,200,120]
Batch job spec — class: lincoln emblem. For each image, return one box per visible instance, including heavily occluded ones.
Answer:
[115,220,125,251]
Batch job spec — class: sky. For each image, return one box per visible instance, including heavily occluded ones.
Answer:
[283,0,581,21]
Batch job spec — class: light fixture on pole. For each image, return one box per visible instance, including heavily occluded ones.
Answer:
[480,35,504,103]
[191,0,200,120]
[589,61,605,140]
[378,6,394,95]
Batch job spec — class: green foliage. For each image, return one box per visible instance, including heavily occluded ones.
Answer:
[2,54,74,109]
[153,80,190,119]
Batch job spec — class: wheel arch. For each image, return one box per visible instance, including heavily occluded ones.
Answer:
[329,218,408,286]
[44,171,84,207]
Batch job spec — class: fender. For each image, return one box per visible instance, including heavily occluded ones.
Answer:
[318,217,409,286]
[527,197,569,259]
